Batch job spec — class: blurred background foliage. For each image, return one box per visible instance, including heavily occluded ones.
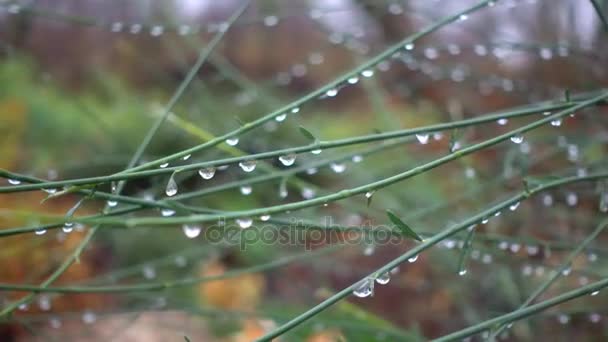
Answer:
[1,0,608,341]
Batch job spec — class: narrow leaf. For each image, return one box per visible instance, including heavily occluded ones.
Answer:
[386,209,422,242]
[457,226,476,275]
[298,125,317,142]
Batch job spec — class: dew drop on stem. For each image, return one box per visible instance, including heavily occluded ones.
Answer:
[353,278,374,298]
[330,162,346,173]
[375,272,390,285]
[240,185,252,195]
[198,167,216,180]
[510,135,524,144]
[415,134,429,144]
[236,217,253,229]
[275,113,287,122]
[8,179,21,185]
[182,224,201,239]
[239,160,257,172]
[279,154,297,166]
[408,254,419,263]
[165,176,178,197]
[161,208,176,217]
[226,137,239,146]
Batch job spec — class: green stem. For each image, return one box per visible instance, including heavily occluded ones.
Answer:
[0,1,250,319]
[82,91,608,227]
[0,99,589,194]
[0,244,341,294]
[433,277,608,341]
[109,0,497,173]
[488,217,608,339]
[255,172,608,341]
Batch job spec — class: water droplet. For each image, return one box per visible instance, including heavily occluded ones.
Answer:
[142,265,156,279]
[161,208,176,217]
[375,272,390,285]
[18,303,28,311]
[160,162,169,168]
[465,167,476,179]
[353,278,374,297]
[404,43,415,50]
[365,191,374,199]
[459,269,467,276]
[111,22,123,32]
[130,24,142,34]
[198,167,216,180]
[566,192,578,206]
[361,69,374,78]
[182,224,201,239]
[497,118,508,125]
[459,14,469,21]
[178,25,191,35]
[8,179,21,185]
[239,160,257,172]
[226,137,239,146]
[330,163,346,173]
[82,310,97,324]
[561,267,571,276]
[107,200,118,207]
[182,154,191,161]
[236,217,253,229]
[352,155,363,163]
[526,245,539,256]
[481,218,489,224]
[240,185,252,195]
[43,188,57,194]
[325,88,338,97]
[591,290,600,296]
[275,113,287,122]
[301,188,316,199]
[291,107,300,114]
[306,167,318,175]
[363,244,375,256]
[62,222,73,233]
[588,253,598,262]
[35,229,47,235]
[347,77,359,84]
[311,149,322,155]
[174,255,187,267]
[165,177,178,197]
[278,154,297,166]
[415,134,429,144]
[542,194,553,207]
[509,243,521,253]
[38,295,51,311]
[49,317,62,329]
[510,135,524,144]
[557,314,570,325]
[509,202,520,211]
[264,15,279,26]
[260,214,271,221]
[551,119,562,127]
[150,25,164,36]
[408,254,419,263]
[589,313,601,323]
